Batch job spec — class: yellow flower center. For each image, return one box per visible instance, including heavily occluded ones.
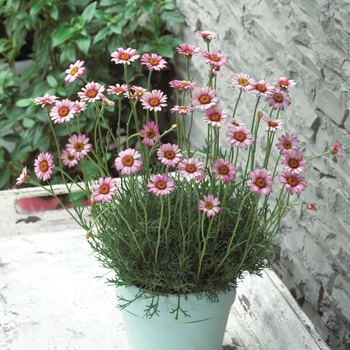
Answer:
[287,177,298,186]
[59,107,69,117]
[40,161,48,172]
[87,90,98,98]
[235,132,246,142]
[205,201,214,210]
[70,66,78,75]
[123,155,134,167]
[274,93,283,102]
[165,151,175,159]
[149,98,160,107]
[99,184,110,194]
[256,178,266,188]
[74,142,84,152]
[120,53,131,60]
[178,106,188,110]
[238,78,249,86]
[283,141,292,149]
[210,113,220,122]
[156,181,166,190]
[185,165,196,173]
[148,58,159,66]
[199,95,211,104]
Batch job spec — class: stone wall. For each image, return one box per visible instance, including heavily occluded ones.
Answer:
[173,0,350,349]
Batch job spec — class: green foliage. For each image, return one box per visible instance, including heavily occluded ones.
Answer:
[0,0,183,189]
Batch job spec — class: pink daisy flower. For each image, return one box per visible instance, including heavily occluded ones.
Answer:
[34,94,58,108]
[198,194,221,218]
[212,158,237,184]
[157,143,183,168]
[147,173,176,196]
[16,166,29,186]
[101,95,115,106]
[139,121,161,147]
[140,53,167,71]
[115,148,142,176]
[279,170,307,195]
[206,67,223,77]
[78,81,105,103]
[276,133,299,155]
[92,177,118,204]
[64,60,85,83]
[190,86,218,110]
[34,152,55,181]
[170,105,195,115]
[266,86,291,110]
[130,85,148,96]
[49,99,77,124]
[140,89,168,112]
[230,73,257,92]
[246,168,274,197]
[107,84,128,96]
[281,150,307,174]
[110,48,140,65]
[201,50,228,68]
[169,80,197,91]
[74,100,87,113]
[177,157,205,181]
[60,149,79,168]
[176,43,201,57]
[261,116,285,132]
[330,140,344,158]
[229,119,245,128]
[66,134,92,160]
[203,107,227,128]
[196,30,218,42]
[252,80,274,98]
[226,125,254,149]
[307,203,317,211]
[275,76,297,90]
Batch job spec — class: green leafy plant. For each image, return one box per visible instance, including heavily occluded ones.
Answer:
[0,0,184,189]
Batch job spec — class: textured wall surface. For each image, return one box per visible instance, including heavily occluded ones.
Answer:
[173,0,350,349]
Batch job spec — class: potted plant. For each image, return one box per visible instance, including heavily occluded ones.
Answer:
[15,30,344,350]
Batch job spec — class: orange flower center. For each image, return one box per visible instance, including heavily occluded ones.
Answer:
[185,165,196,173]
[120,53,131,60]
[123,155,134,167]
[148,58,159,66]
[274,93,283,102]
[219,166,229,175]
[256,178,266,188]
[205,201,214,210]
[289,160,298,168]
[74,142,84,152]
[87,90,98,98]
[178,106,188,110]
[165,151,175,159]
[199,95,211,104]
[238,78,249,86]
[210,113,220,122]
[280,81,288,87]
[235,132,246,142]
[209,55,220,61]
[99,184,110,194]
[40,161,48,172]
[146,130,155,138]
[59,107,69,117]
[257,85,266,92]
[283,141,292,149]
[70,66,78,75]
[115,88,124,93]
[156,181,166,190]
[287,177,298,186]
[268,121,278,128]
[149,98,160,107]
[184,50,193,55]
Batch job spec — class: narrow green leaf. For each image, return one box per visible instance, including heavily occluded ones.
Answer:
[2,134,22,143]
[76,35,91,55]
[81,1,97,23]
[15,98,33,107]
[141,1,154,13]
[46,75,58,88]
[49,4,59,20]
[92,27,110,45]
[160,10,185,23]
[52,25,77,47]
[156,43,173,58]
[110,22,123,35]
[22,118,36,128]
[0,171,11,190]
[162,1,175,10]
[124,6,139,19]
[29,0,46,16]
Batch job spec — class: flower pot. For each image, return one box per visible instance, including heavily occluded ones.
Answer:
[116,285,236,350]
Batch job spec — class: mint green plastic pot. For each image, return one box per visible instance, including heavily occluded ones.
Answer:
[116,285,236,350]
